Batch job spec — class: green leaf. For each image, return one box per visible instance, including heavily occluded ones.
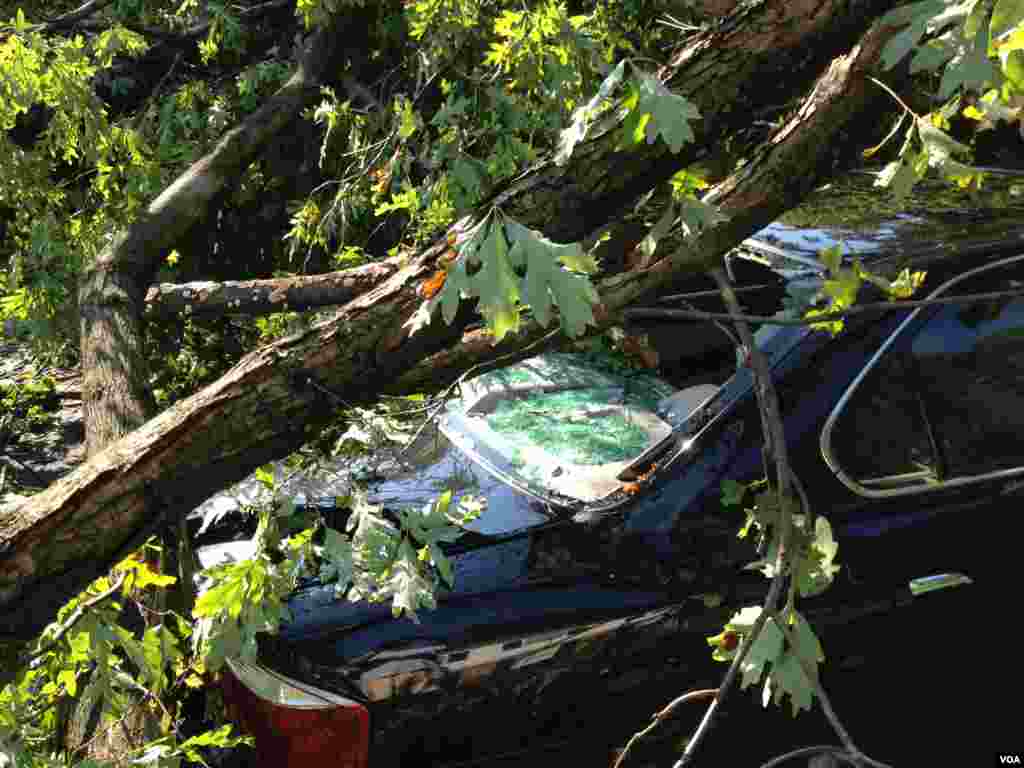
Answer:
[1005,47,1024,87]
[992,0,1024,42]
[918,116,971,161]
[734,611,785,689]
[635,203,675,264]
[556,59,627,166]
[319,527,354,596]
[822,267,861,309]
[938,24,998,98]
[505,219,597,336]
[451,155,484,204]
[529,255,598,337]
[677,197,727,238]
[396,96,421,140]
[888,267,927,298]
[765,612,824,716]
[878,0,946,70]
[254,464,275,491]
[875,148,928,201]
[475,220,520,341]
[669,167,710,199]
[633,72,700,153]
[57,667,79,697]
[387,540,435,622]
[910,37,957,73]
[141,625,181,695]
[431,93,471,127]
[176,724,253,761]
[794,516,841,598]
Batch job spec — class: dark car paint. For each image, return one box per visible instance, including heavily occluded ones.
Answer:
[260,315,937,763]
[243,173,1024,765]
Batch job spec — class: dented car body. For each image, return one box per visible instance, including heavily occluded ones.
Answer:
[215,174,1024,766]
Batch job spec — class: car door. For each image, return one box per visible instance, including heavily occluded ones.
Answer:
[816,253,1024,593]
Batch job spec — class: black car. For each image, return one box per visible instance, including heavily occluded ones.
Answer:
[212,173,1024,767]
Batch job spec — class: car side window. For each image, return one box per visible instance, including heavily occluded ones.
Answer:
[913,263,1024,477]
[823,255,1024,496]
[828,352,940,488]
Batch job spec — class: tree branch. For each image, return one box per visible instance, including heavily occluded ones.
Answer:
[42,0,117,28]
[144,261,401,318]
[73,0,292,42]
[27,573,126,665]
[78,5,359,455]
[759,746,857,768]
[0,2,906,684]
[773,620,894,768]
[625,286,1024,327]
[613,689,717,768]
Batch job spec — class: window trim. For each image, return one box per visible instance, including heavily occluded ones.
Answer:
[820,253,1024,498]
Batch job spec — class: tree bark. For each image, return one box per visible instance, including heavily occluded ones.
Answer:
[491,0,899,244]
[144,261,401,318]
[133,0,900,328]
[0,10,899,682]
[76,8,359,455]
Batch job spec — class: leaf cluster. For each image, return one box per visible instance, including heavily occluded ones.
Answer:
[873,0,1024,198]
[407,211,600,342]
[711,478,838,715]
[319,488,484,621]
[0,373,58,440]
[707,607,826,716]
[771,242,927,334]
[0,545,251,768]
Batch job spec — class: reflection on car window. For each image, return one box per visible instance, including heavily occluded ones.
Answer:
[913,267,1024,477]
[828,255,1024,493]
[830,354,939,485]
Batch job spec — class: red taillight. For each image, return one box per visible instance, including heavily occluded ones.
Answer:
[221,659,369,768]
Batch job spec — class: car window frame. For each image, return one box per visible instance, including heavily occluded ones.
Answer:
[820,252,1024,498]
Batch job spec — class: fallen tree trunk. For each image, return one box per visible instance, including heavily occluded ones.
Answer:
[129,0,901,326]
[78,0,897,459]
[76,6,365,455]
[0,10,898,680]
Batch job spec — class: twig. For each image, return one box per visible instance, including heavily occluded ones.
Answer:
[773,621,893,768]
[42,0,117,28]
[759,745,858,768]
[28,574,127,664]
[625,285,1024,327]
[673,563,786,767]
[131,52,184,132]
[868,76,918,118]
[615,264,798,768]
[674,267,800,767]
[656,284,774,302]
[612,688,716,768]
[786,469,813,614]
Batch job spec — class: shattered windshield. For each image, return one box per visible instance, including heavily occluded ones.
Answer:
[487,387,657,466]
[439,354,697,503]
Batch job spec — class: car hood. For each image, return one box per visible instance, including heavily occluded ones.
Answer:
[740,169,1024,271]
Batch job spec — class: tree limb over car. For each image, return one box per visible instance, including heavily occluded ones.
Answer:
[0,5,901,681]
